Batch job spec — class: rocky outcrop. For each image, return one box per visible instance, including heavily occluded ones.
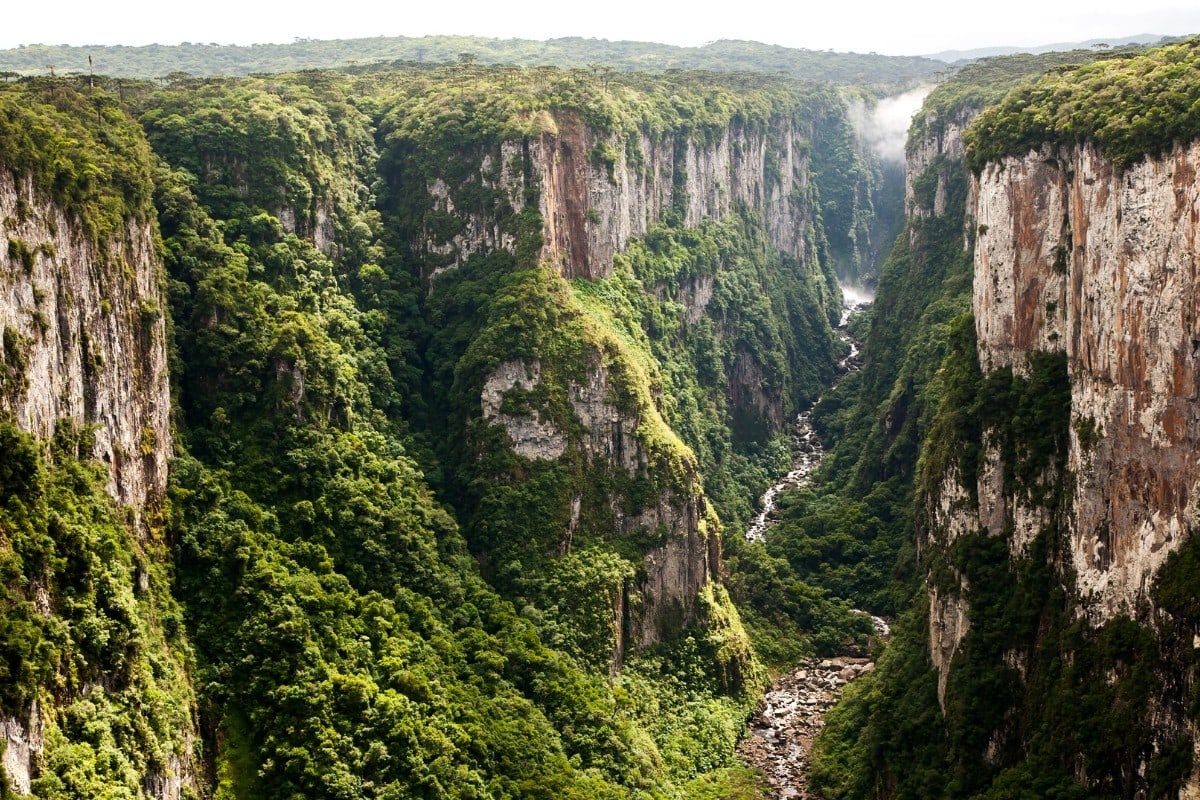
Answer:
[928,586,970,709]
[905,108,985,700]
[480,356,719,651]
[972,140,1200,622]
[0,170,170,513]
[535,111,815,279]
[906,107,975,220]
[912,130,1200,794]
[277,196,337,255]
[481,360,567,460]
[423,149,524,280]
[0,703,42,796]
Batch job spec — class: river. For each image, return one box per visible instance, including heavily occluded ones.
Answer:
[745,291,868,544]
[737,288,884,799]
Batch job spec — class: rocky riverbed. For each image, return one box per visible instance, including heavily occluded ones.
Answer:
[737,656,875,799]
[738,612,889,799]
[739,292,877,798]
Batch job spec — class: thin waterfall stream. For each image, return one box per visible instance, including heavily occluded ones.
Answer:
[737,289,888,799]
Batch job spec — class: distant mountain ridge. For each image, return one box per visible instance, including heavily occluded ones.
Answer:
[923,32,1177,62]
[0,34,943,83]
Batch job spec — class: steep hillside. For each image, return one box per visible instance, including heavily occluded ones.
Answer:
[813,37,1200,800]
[0,83,197,799]
[359,68,858,661]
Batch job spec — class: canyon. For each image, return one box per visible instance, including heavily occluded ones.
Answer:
[2,36,1200,800]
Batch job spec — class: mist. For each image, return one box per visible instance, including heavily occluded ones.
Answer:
[840,282,876,306]
[846,86,933,162]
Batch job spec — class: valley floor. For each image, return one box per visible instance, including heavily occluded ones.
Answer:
[738,655,877,799]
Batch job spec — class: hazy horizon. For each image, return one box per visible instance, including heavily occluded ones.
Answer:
[4,0,1199,57]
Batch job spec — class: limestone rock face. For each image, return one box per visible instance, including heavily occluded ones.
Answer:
[907,109,984,697]
[479,357,719,651]
[0,704,42,796]
[906,108,975,220]
[567,363,643,475]
[928,586,970,709]
[536,111,813,279]
[0,170,170,513]
[277,196,336,255]
[481,361,568,460]
[972,141,1200,622]
[567,362,717,647]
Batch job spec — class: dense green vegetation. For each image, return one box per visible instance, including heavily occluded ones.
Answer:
[19,32,1188,799]
[966,36,1200,170]
[143,68,797,796]
[0,421,195,798]
[906,48,1135,145]
[0,79,155,242]
[0,56,890,798]
[0,35,943,86]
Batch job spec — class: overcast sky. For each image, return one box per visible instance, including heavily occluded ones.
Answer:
[4,0,1199,56]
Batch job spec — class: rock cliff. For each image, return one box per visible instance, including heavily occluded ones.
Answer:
[972,140,1200,622]
[919,132,1200,795]
[908,108,981,707]
[906,107,974,222]
[0,170,170,513]
[0,163,191,798]
[422,109,819,282]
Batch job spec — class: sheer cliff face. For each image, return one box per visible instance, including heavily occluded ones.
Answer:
[0,171,189,797]
[906,108,974,221]
[482,356,719,652]
[905,110,980,699]
[535,111,813,279]
[973,141,1200,621]
[424,109,816,281]
[0,171,170,514]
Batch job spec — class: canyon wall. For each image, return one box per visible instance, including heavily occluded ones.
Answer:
[0,171,170,513]
[972,140,1200,621]
[0,165,192,798]
[422,109,818,282]
[919,133,1200,794]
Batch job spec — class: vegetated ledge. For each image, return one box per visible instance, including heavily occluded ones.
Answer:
[964,36,1200,172]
